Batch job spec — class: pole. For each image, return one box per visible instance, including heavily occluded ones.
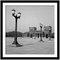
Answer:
[40,26,44,42]
[49,27,51,40]
[12,17,23,47]
[12,9,23,47]
[40,26,42,41]
[14,17,18,44]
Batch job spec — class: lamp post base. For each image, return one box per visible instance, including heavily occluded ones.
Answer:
[40,40,44,42]
[40,38,44,42]
[49,38,51,40]
[16,44,23,47]
[12,41,23,47]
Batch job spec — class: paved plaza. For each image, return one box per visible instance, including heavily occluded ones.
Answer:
[6,37,54,54]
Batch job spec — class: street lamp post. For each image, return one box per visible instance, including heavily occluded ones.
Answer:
[49,26,52,40]
[12,9,23,47]
[40,23,43,42]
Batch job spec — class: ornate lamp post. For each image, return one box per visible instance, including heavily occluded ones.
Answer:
[49,26,52,40]
[12,9,23,47]
[40,23,43,42]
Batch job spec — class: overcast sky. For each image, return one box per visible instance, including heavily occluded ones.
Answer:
[5,5,54,33]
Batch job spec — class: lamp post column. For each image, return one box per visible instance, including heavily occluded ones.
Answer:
[40,23,44,42]
[49,26,52,40]
[40,26,43,41]
[12,17,20,47]
[15,17,17,44]
[12,17,18,45]
[12,9,23,47]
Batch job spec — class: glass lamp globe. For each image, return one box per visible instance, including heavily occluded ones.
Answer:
[12,9,15,14]
[40,23,43,27]
[17,12,21,17]
[12,11,15,14]
[17,14,20,17]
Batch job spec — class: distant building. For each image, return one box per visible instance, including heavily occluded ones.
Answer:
[44,26,52,33]
[22,26,52,38]
[23,32,29,37]
[29,27,37,33]
[29,27,43,37]
[44,26,52,37]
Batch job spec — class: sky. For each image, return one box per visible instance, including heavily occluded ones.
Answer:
[5,5,54,33]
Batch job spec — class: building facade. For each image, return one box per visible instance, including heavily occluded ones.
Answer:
[22,26,52,38]
[44,26,52,37]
